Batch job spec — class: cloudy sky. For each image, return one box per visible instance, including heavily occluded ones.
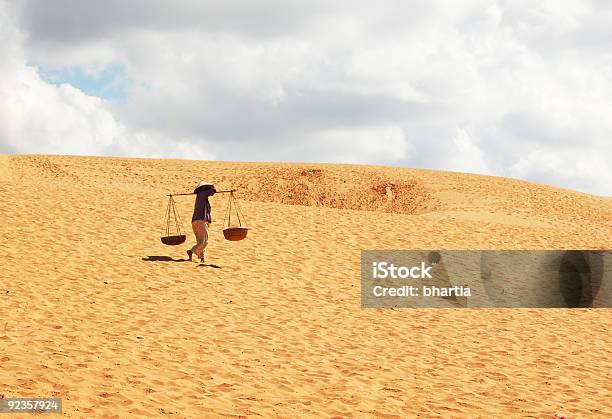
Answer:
[1,0,611,195]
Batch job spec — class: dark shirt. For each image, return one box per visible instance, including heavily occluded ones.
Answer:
[192,187,216,222]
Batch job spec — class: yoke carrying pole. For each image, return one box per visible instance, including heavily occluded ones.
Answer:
[167,189,236,196]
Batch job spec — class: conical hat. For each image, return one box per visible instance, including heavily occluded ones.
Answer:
[194,180,213,193]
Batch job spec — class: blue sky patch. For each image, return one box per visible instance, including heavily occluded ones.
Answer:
[38,62,133,101]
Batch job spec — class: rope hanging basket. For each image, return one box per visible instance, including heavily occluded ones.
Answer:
[160,195,186,245]
[161,234,186,246]
[222,190,248,241]
[223,226,248,241]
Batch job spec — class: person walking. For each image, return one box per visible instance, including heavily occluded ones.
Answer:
[187,181,216,262]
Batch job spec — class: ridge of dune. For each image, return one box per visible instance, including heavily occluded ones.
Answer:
[0,154,611,417]
[7,154,612,215]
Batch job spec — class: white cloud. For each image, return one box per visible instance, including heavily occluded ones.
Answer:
[510,149,612,195]
[0,0,611,195]
[0,2,214,159]
[295,125,409,165]
[446,128,489,175]
[1,4,110,155]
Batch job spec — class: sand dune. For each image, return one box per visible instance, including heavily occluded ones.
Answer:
[0,154,610,418]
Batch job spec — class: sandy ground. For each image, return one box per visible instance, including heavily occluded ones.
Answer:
[0,154,610,418]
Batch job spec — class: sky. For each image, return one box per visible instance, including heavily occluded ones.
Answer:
[0,0,611,195]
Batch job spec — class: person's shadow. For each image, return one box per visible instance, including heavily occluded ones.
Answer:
[198,263,222,269]
[142,256,222,269]
[142,255,188,262]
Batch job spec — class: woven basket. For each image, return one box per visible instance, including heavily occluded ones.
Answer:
[161,234,187,246]
[223,227,248,241]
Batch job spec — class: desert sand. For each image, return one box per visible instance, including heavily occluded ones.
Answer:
[0,154,610,418]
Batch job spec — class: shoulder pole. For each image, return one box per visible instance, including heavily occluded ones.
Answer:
[167,189,237,196]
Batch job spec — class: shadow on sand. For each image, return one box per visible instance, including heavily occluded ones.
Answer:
[142,255,189,262]
[197,263,222,269]
[142,256,222,268]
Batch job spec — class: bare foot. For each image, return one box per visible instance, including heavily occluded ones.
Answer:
[186,249,193,261]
